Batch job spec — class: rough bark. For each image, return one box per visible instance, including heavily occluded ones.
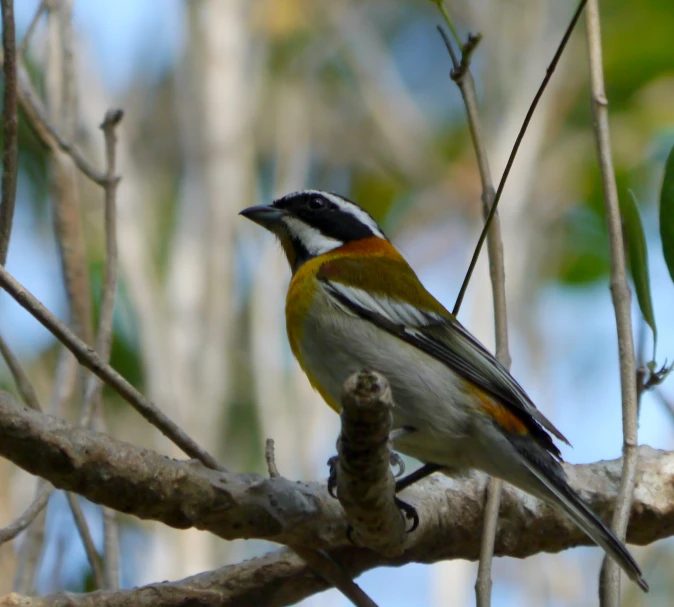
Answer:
[0,390,673,607]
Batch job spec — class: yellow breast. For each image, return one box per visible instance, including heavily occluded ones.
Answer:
[285,256,342,410]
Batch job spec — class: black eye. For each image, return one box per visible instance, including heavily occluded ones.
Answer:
[307,197,327,211]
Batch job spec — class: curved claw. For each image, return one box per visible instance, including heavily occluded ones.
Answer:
[395,496,420,533]
[390,452,406,478]
[327,455,339,498]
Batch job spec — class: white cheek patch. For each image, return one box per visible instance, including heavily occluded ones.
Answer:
[282,216,343,256]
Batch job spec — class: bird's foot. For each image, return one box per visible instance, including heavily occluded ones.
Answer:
[395,496,420,532]
[327,455,339,498]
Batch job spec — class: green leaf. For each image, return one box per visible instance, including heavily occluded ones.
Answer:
[660,144,674,284]
[622,190,657,354]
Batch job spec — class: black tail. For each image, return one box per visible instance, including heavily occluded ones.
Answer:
[517,450,648,592]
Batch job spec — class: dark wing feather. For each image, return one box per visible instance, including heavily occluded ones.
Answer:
[320,277,569,453]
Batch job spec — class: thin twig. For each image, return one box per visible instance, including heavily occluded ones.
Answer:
[437,24,511,607]
[78,109,124,590]
[0,265,224,471]
[65,492,105,589]
[264,436,378,606]
[585,2,640,603]
[0,482,52,544]
[14,348,78,593]
[293,547,380,607]
[45,0,93,347]
[0,333,42,411]
[0,0,19,266]
[101,506,120,590]
[12,500,47,594]
[452,0,588,316]
[45,4,104,586]
[17,0,46,57]
[81,108,123,428]
[11,62,109,186]
[265,438,280,478]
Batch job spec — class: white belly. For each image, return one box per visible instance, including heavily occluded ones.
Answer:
[298,302,491,470]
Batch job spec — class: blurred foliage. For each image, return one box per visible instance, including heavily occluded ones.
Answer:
[621,191,657,355]
[553,206,610,285]
[660,145,674,283]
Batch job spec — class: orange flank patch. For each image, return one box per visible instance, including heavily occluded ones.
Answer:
[470,386,529,435]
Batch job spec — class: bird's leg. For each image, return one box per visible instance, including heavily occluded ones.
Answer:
[389,426,443,493]
[395,462,443,493]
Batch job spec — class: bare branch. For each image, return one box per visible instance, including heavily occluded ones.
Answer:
[452,0,588,315]
[12,502,47,594]
[14,349,78,593]
[265,438,280,478]
[0,482,51,545]
[585,2,640,603]
[0,266,223,471]
[17,0,46,57]
[44,0,93,346]
[101,507,119,591]
[0,333,41,411]
[14,64,108,186]
[436,24,510,606]
[0,389,672,607]
[265,437,378,607]
[336,370,405,558]
[80,108,123,427]
[65,493,105,589]
[0,392,671,559]
[291,548,379,607]
[0,0,18,266]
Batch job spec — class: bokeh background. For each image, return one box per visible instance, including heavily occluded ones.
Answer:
[1,0,673,605]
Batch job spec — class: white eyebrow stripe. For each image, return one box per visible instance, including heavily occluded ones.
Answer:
[299,189,387,240]
[282,216,343,256]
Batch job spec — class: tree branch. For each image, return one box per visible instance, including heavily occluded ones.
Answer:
[87,109,124,590]
[17,0,46,57]
[0,333,41,411]
[0,0,18,266]
[585,2,640,604]
[451,0,588,316]
[437,25,510,606]
[336,370,405,558]
[0,481,51,545]
[265,434,379,607]
[65,492,105,589]
[0,265,223,471]
[0,390,672,605]
[80,108,123,428]
[13,63,108,186]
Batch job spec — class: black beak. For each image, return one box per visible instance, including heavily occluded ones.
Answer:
[239,204,286,229]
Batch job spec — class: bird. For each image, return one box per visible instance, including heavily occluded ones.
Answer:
[240,189,648,592]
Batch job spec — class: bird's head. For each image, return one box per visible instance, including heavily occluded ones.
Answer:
[240,190,387,271]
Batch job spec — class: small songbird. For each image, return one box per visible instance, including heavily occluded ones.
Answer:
[240,189,648,591]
